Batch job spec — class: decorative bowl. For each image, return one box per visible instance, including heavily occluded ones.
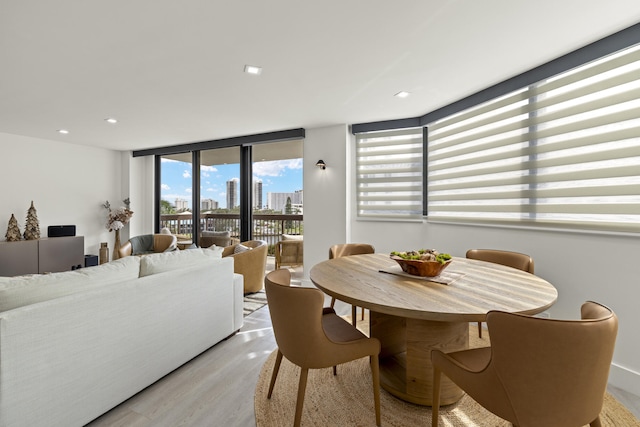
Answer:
[390,256,452,277]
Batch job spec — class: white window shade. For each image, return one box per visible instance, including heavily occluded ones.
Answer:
[356,128,424,219]
[427,43,640,233]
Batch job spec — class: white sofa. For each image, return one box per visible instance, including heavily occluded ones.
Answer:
[0,247,244,427]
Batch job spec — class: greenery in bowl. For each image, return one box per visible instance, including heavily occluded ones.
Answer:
[390,249,452,264]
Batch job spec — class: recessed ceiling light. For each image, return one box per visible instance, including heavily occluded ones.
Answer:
[395,91,410,98]
[57,129,69,134]
[244,65,263,75]
[105,118,118,124]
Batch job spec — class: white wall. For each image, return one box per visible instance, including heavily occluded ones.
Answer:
[302,125,349,277]
[0,132,130,256]
[127,155,155,236]
[303,125,640,396]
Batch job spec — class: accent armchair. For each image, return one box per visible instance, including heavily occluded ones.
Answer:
[431,301,618,427]
[274,234,303,269]
[222,240,267,294]
[118,234,177,258]
[200,230,233,248]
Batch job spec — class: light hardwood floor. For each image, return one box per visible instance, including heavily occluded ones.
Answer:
[86,264,639,426]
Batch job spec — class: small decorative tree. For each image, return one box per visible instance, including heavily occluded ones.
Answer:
[23,200,41,240]
[5,214,22,242]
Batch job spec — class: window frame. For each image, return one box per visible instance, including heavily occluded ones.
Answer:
[351,22,640,235]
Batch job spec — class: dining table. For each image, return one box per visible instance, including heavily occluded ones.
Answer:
[309,253,558,406]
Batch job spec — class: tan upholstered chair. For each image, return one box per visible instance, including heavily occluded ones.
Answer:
[200,230,232,248]
[328,243,375,326]
[222,240,267,294]
[431,301,618,427]
[118,234,177,258]
[274,234,303,269]
[466,248,535,337]
[265,269,381,427]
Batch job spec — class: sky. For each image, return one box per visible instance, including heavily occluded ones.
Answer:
[160,158,303,209]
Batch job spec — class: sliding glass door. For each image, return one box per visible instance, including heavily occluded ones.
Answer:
[252,140,303,253]
[198,147,241,247]
[158,153,194,241]
[155,138,303,249]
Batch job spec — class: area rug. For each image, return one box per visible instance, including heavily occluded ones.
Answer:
[254,317,639,426]
[243,290,268,317]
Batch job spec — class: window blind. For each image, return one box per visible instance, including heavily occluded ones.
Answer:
[356,128,424,219]
[427,43,640,233]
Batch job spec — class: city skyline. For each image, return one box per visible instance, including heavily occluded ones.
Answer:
[160,157,303,209]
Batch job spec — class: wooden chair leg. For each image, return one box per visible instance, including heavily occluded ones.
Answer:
[478,321,483,338]
[293,368,309,427]
[590,416,602,427]
[351,305,357,327]
[267,350,283,399]
[370,354,381,426]
[333,365,337,376]
[361,306,365,320]
[330,296,336,308]
[432,367,442,427]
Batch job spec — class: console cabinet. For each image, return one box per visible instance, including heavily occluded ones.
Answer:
[0,236,84,276]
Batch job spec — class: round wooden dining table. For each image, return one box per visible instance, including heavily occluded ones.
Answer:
[309,253,558,406]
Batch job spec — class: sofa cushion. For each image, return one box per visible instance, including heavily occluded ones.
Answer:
[139,246,223,277]
[0,256,141,313]
[282,234,303,241]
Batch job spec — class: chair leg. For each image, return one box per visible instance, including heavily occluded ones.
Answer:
[432,368,442,427]
[370,354,381,426]
[478,321,483,338]
[293,368,309,427]
[361,306,365,321]
[590,416,602,427]
[333,365,337,376]
[267,350,284,399]
[330,296,336,308]
[352,305,357,327]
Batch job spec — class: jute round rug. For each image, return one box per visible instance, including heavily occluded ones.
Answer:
[254,318,639,426]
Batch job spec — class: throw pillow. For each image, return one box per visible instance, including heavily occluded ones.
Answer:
[233,244,251,254]
[206,244,224,257]
[282,234,303,241]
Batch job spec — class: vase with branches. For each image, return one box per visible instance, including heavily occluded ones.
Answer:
[103,198,133,260]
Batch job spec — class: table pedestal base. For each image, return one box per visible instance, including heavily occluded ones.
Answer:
[370,311,469,406]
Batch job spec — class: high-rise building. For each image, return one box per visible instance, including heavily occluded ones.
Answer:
[175,198,189,211]
[226,178,239,209]
[253,179,263,210]
[267,190,303,212]
[201,199,218,211]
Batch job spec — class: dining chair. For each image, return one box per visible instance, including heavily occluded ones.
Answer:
[265,269,381,427]
[328,243,375,326]
[465,248,534,337]
[431,301,618,427]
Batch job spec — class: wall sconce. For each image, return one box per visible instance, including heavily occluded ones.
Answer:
[316,159,326,170]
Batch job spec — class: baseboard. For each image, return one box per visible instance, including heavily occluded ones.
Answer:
[609,362,640,397]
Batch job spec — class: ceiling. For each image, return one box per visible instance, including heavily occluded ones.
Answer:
[2,1,640,152]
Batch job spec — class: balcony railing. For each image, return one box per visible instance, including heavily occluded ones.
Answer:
[160,213,303,253]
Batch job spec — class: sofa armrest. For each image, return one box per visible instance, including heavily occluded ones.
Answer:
[232,273,244,331]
